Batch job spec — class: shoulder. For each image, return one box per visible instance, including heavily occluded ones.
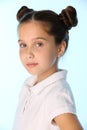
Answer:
[45,79,76,122]
[46,77,74,101]
[18,76,35,99]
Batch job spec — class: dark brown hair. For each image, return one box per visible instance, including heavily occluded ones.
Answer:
[17,6,78,52]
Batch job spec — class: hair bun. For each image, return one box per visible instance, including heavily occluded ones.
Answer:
[59,6,78,30]
[17,6,34,21]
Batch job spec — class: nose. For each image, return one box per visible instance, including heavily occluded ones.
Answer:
[26,48,34,59]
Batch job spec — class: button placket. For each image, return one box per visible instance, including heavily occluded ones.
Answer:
[23,90,33,114]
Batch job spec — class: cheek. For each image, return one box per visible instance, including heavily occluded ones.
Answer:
[19,50,25,63]
[47,54,57,66]
[19,50,22,58]
[39,51,57,66]
[46,48,57,61]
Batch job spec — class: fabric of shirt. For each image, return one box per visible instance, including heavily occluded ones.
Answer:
[12,70,76,130]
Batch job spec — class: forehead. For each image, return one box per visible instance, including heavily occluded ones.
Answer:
[18,20,55,43]
[18,20,50,34]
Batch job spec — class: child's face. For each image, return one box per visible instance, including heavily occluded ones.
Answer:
[18,21,59,78]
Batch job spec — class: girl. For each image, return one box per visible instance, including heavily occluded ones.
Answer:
[13,5,83,130]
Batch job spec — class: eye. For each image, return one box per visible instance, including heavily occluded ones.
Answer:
[19,43,27,48]
[36,42,43,47]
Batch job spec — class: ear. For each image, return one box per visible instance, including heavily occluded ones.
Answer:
[57,41,66,58]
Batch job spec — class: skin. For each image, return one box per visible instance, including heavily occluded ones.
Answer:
[18,20,83,130]
[18,21,65,82]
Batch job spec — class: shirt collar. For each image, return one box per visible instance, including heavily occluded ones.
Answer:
[25,70,67,95]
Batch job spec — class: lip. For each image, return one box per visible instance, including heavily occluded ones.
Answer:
[26,63,38,68]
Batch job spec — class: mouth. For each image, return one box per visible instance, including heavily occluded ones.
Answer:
[26,63,38,68]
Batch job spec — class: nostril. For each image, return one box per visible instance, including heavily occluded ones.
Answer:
[26,52,34,59]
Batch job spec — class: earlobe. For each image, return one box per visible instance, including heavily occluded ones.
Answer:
[57,41,66,58]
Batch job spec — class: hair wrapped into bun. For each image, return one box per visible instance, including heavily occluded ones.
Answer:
[16,5,78,52]
[59,6,78,30]
[17,6,34,22]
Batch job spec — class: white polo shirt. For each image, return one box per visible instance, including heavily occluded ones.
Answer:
[13,70,76,130]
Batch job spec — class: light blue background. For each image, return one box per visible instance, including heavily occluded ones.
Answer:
[0,0,87,130]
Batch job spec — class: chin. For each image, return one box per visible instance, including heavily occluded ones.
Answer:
[26,69,39,76]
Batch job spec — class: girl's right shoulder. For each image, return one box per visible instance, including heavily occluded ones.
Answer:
[19,75,37,98]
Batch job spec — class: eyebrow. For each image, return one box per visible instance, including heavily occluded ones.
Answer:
[33,37,48,41]
[18,37,48,43]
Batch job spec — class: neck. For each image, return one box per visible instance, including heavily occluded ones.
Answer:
[37,67,58,83]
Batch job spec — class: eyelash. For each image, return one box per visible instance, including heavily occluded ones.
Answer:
[19,43,27,48]
[19,42,44,49]
[36,42,43,47]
